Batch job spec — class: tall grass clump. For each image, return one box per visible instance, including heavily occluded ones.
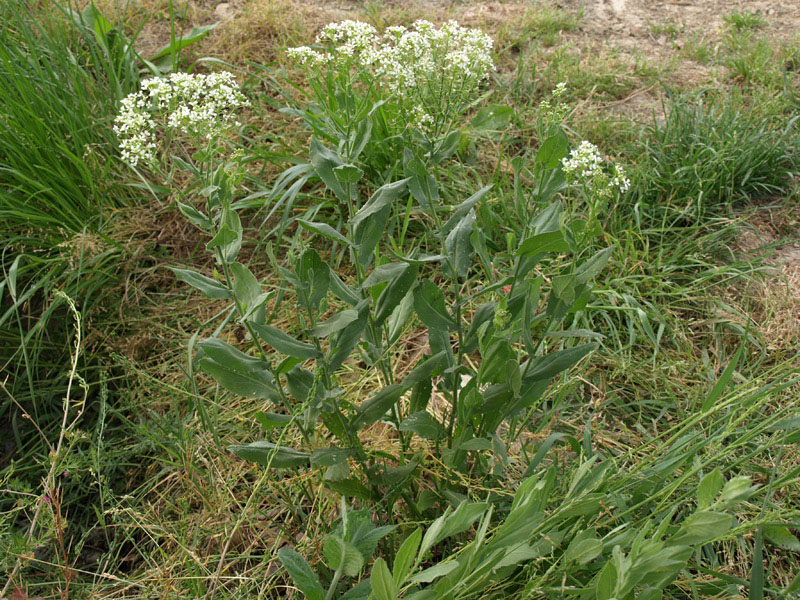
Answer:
[632,90,799,215]
[0,0,141,555]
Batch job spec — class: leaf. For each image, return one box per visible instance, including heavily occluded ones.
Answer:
[702,345,742,411]
[433,501,489,547]
[310,447,354,468]
[177,201,212,229]
[334,163,364,184]
[297,219,354,247]
[229,262,262,310]
[375,263,418,325]
[362,262,409,289]
[249,322,321,359]
[535,130,569,169]
[297,249,330,311]
[169,267,232,299]
[763,525,800,551]
[522,343,598,382]
[197,338,279,399]
[255,411,292,430]
[371,558,398,600]
[414,279,455,332]
[328,300,369,371]
[323,535,364,577]
[324,478,374,501]
[399,411,444,440]
[328,269,361,307]
[393,528,422,586]
[565,532,603,565]
[444,209,476,279]
[350,384,405,429]
[311,310,359,338]
[595,558,617,600]
[672,511,732,546]
[409,560,459,583]
[401,351,448,388]
[310,138,347,202]
[750,527,764,600]
[350,179,409,228]
[151,23,218,60]
[278,548,324,600]
[441,186,493,236]
[471,104,513,136]
[697,468,724,509]
[575,246,614,285]
[516,230,569,257]
[229,441,310,469]
[405,155,438,211]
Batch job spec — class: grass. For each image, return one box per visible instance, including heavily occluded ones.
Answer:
[2,0,800,598]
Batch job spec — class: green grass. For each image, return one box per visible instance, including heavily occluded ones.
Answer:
[3,1,800,598]
[630,90,799,213]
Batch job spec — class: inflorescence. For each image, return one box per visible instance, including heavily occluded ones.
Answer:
[114,72,249,167]
[286,19,495,132]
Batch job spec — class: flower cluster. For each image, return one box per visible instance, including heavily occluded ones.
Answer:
[562,141,630,198]
[538,82,570,135]
[286,20,495,133]
[114,72,249,167]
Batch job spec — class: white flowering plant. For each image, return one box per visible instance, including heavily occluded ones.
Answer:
[114,71,249,168]
[281,20,495,181]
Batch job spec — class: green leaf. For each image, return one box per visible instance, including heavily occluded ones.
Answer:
[375,263,418,325]
[328,300,369,371]
[297,249,330,311]
[432,501,489,547]
[414,279,455,332]
[471,104,513,137]
[575,246,614,285]
[362,262,408,289]
[351,179,409,229]
[297,219,354,247]
[565,531,603,565]
[278,548,324,600]
[310,138,347,202]
[310,309,359,338]
[229,262,262,310]
[324,478,374,501]
[697,468,724,509]
[334,163,364,184]
[672,511,732,546]
[763,525,800,551]
[393,528,422,586]
[405,155,438,211]
[197,338,280,399]
[151,23,218,60]
[595,558,617,600]
[523,343,598,382]
[444,209,476,279]
[177,201,212,229]
[350,384,405,429]
[702,345,742,411]
[323,535,364,577]
[249,322,321,359]
[750,527,764,600]
[371,558,398,600]
[409,560,459,583]
[535,130,569,169]
[516,230,569,257]
[399,411,444,440]
[229,441,310,469]
[255,411,292,430]
[169,267,232,299]
[441,186,492,236]
[401,351,448,388]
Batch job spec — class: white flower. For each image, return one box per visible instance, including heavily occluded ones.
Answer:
[562,141,603,179]
[114,72,249,167]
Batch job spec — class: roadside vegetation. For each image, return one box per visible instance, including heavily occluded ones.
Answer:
[1,1,798,599]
